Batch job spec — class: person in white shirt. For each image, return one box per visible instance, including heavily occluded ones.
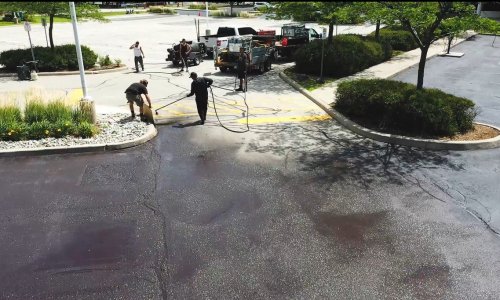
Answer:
[129,41,145,73]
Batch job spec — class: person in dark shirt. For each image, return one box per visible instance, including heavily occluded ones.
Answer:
[179,38,192,72]
[236,47,250,92]
[124,79,152,120]
[186,72,213,125]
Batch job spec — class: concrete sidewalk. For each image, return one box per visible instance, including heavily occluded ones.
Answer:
[308,33,475,107]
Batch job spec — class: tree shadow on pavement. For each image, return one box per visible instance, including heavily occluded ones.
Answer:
[246,119,464,189]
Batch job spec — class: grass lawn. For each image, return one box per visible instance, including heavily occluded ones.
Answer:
[284,67,338,91]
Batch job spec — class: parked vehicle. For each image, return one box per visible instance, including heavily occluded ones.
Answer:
[215,36,275,74]
[275,23,323,58]
[253,2,273,10]
[166,41,206,67]
[198,26,258,58]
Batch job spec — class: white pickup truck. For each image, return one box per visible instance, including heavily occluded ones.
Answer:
[198,26,258,58]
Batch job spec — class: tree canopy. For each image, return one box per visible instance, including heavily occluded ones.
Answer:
[0,2,105,49]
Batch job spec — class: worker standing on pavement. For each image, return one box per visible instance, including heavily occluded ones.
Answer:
[180,38,192,72]
[236,47,250,92]
[130,41,145,73]
[125,79,152,121]
[186,72,213,125]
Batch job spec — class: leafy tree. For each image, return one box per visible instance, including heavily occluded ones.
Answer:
[0,2,105,50]
[272,2,356,45]
[359,2,493,89]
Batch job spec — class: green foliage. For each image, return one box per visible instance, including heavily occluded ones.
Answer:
[148,6,175,14]
[0,121,28,141]
[45,100,72,122]
[114,58,122,66]
[24,100,47,124]
[368,28,418,51]
[26,120,52,139]
[0,44,98,71]
[74,121,97,138]
[98,55,112,67]
[295,34,390,77]
[0,105,22,123]
[188,4,218,10]
[334,79,477,137]
[72,106,93,123]
[0,99,98,141]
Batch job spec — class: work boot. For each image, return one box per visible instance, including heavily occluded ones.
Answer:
[235,86,243,92]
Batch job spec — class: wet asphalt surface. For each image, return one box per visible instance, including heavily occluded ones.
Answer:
[2,118,500,299]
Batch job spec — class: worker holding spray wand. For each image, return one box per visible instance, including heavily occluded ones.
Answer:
[186,72,213,125]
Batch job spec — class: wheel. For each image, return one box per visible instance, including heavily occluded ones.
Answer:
[220,66,228,72]
[264,60,271,72]
[172,60,179,66]
[193,57,200,66]
[258,63,265,74]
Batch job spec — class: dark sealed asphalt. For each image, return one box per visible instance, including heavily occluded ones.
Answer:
[2,117,500,299]
[393,34,500,127]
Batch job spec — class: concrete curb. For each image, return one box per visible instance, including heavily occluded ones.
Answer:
[0,66,128,78]
[0,124,157,157]
[279,71,500,151]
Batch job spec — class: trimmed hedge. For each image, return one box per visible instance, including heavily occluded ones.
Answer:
[0,44,98,72]
[0,101,98,141]
[334,79,477,137]
[294,34,391,77]
[369,27,419,51]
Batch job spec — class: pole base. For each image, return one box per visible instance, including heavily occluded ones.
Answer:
[316,78,325,84]
[79,98,96,124]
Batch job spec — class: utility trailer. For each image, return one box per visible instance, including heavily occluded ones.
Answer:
[214,35,275,74]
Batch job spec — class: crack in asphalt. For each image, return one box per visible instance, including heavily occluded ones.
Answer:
[140,143,170,300]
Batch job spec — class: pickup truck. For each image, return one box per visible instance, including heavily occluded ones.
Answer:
[198,26,258,58]
[275,23,323,59]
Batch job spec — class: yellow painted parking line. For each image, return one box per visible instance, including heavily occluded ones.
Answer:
[65,89,83,105]
[238,114,331,124]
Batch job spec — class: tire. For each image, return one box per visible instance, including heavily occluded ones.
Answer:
[172,60,179,66]
[264,60,271,72]
[220,66,228,72]
[193,57,200,66]
[258,63,265,74]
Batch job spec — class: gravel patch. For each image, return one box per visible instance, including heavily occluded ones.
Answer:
[0,113,150,150]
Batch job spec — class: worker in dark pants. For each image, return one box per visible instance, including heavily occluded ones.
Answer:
[186,72,213,125]
[236,47,250,92]
[125,79,152,121]
[179,38,192,72]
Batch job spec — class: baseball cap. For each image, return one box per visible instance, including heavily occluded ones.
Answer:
[189,72,197,79]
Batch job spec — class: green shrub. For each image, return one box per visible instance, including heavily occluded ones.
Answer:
[295,34,389,77]
[98,55,112,66]
[334,79,477,137]
[0,44,98,72]
[368,28,418,51]
[188,4,218,10]
[45,100,73,123]
[26,120,52,140]
[72,106,93,123]
[0,121,28,141]
[114,58,122,66]
[74,121,97,138]
[51,119,74,138]
[24,100,47,124]
[148,6,175,14]
[0,106,22,123]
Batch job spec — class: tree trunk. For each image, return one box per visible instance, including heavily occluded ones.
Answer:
[375,19,381,41]
[447,35,453,54]
[49,14,54,50]
[417,46,429,89]
[230,2,233,16]
[327,22,334,45]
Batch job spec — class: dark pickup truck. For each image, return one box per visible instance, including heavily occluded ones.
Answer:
[275,23,322,58]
